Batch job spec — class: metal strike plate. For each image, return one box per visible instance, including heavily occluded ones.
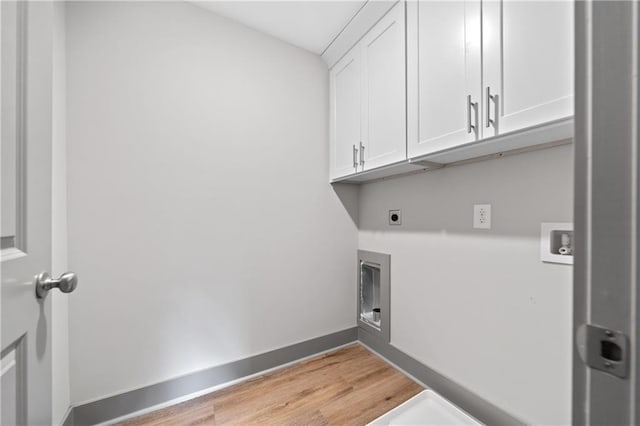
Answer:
[583,324,629,379]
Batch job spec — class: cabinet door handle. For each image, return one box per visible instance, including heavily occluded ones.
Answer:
[486,86,496,128]
[353,144,358,171]
[467,95,477,134]
[359,141,365,168]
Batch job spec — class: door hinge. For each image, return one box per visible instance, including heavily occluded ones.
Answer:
[577,324,629,379]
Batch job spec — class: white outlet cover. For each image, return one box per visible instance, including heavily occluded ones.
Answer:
[473,204,491,229]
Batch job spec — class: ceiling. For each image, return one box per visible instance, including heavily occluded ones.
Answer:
[192,1,366,55]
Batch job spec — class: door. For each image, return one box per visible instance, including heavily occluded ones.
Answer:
[574,1,640,424]
[2,2,55,424]
[360,1,406,170]
[329,47,361,180]
[407,0,481,158]
[482,0,573,137]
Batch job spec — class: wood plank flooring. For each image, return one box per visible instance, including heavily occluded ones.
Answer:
[120,344,423,425]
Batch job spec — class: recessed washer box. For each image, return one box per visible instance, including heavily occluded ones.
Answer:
[357,250,390,343]
[541,222,573,265]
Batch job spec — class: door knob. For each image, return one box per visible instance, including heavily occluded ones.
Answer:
[35,271,78,299]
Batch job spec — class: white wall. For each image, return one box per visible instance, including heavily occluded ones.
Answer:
[358,145,573,425]
[51,2,70,424]
[65,1,357,405]
[64,2,571,422]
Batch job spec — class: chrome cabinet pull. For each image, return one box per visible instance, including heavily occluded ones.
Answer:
[467,95,478,134]
[359,141,365,168]
[486,86,496,128]
[353,144,358,170]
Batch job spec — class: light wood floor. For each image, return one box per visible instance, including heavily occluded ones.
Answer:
[120,343,423,425]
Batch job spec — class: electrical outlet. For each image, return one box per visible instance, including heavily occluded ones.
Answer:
[389,210,401,225]
[473,204,491,229]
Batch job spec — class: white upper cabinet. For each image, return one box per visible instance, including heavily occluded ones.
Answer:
[407,0,573,159]
[482,0,574,137]
[360,2,406,171]
[330,48,361,179]
[407,0,482,158]
[330,0,573,182]
[329,1,406,180]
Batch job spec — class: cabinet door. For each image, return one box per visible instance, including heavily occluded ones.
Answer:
[360,1,406,170]
[407,0,482,158]
[482,0,573,137]
[329,48,361,179]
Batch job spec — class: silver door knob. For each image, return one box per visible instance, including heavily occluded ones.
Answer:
[35,271,78,299]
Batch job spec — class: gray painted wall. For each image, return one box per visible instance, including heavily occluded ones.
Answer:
[358,144,573,425]
[65,1,358,405]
